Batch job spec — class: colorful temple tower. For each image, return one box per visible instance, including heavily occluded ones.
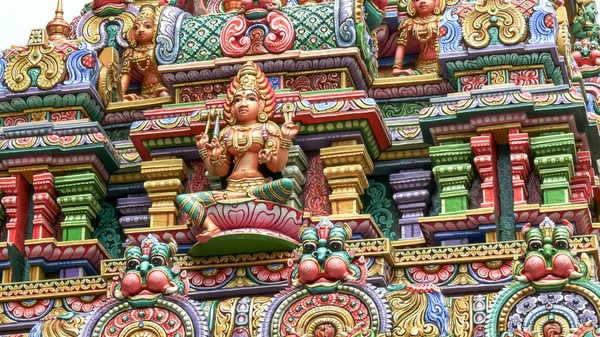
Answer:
[0,0,600,335]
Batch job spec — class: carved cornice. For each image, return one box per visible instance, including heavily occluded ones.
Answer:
[0,277,106,302]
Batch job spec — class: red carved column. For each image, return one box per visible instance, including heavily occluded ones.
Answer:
[570,151,593,204]
[301,155,332,217]
[32,172,59,239]
[508,129,530,205]
[471,133,497,208]
[0,174,30,252]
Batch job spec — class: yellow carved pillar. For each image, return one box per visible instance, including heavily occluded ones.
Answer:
[29,267,45,281]
[485,231,497,243]
[141,158,188,228]
[320,141,374,214]
[1,269,11,283]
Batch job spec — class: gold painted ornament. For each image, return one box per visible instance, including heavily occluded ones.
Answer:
[387,286,442,337]
[81,11,136,46]
[40,316,86,337]
[462,0,526,49]
[5,29,66,92]
[98,47,124,105]
[450,296,473,337]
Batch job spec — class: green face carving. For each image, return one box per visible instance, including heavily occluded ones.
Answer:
[289,218,365,294]
[514,218,586,292]
[111,235,188,308]
[584,3,598,21]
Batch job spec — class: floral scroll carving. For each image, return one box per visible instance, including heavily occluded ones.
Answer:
[462,0,527,49]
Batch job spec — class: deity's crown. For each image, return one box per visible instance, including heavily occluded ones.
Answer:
[137,4,156,22]
[538,217,555,238]
[141,234,159,256]
[236,62,261,95]
[224,61,276,124]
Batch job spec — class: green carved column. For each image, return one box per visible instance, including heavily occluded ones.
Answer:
[55,172,107,241]
[530,132,576,205]
[283,145,308,210]
[430,142,474,214]
[361,179,399,240]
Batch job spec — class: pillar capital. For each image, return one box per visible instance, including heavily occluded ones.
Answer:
[430,142,474,214]
[320,142,373,214]
[55,172,106,241]
[530,132,576,205]
[141,158,188,181]
[142,159,188,227]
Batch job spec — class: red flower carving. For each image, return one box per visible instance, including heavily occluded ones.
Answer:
[188,268,234,288]
[250,264,290,283]
[470,260,512,281]
[5,299,52,320]
[64,295,106,313]
[407,264,456,285]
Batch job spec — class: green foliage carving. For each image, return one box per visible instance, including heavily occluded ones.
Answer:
[379,101,430,118]
[93,201,125,259]
[0,93,102,122]
[361,179,399,240]
[106,128,131,142]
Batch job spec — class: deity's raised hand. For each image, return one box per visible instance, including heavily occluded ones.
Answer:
[281,121,299,139]
[195,133,210,150]
[205,137,223,160]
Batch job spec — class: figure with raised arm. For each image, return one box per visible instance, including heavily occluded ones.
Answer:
[176,61,297,241]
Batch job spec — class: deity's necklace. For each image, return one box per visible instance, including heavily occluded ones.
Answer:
[413,16,437,43]
[231,124,255,152]
[133,44,154,72]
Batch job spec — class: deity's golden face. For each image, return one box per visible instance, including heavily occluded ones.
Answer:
[232,89,264,124]
[413,0,436,16]
[133,19,154,45]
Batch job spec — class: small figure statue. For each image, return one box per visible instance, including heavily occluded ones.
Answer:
[572,0,600,43]
[120,5,170,101]
[573,39,600,67]
[177,61,296,241]
[392,0,444,76]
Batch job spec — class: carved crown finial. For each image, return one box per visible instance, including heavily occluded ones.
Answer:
[46,0,71,42]
[538,217,556,239]
[137,4,158,22]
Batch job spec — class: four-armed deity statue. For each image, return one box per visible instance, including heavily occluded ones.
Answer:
[176,61,299,246]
